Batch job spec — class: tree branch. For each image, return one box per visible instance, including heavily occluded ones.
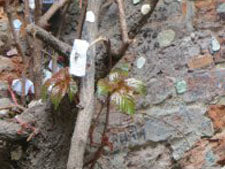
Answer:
[38,0,69,27]
[115,0,131,44]
[26,24,72,57]
[66,0,103,168]
[4,1,27,104]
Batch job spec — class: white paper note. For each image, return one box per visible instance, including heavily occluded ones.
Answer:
[69,39,90,77]
[29,0,35,9]
[86,11,95,23]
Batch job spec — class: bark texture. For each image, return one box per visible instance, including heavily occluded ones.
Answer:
[66,0,103,168]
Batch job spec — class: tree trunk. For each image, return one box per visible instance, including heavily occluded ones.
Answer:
[66,0,103,168]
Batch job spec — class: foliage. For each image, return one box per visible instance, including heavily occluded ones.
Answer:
[42,67,78,109]
[97,66,146,115]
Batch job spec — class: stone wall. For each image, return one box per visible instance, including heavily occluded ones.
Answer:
[88,0,225,168]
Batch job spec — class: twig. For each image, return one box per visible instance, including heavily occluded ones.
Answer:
[52,0,73,73]
[34,0,42,22]
[89,36,108,48]
[8,85,19,107]
[38,0,69,27]
[0,104,26,111]
[56,0,73,38]
[4,1,27,105]
[26,24,72,57]
[89,103,104,145]
[66,1,104,169]
[76,0,88,39]
[129,0,159,39]
[85,95,111,169]
[115,0,132,44]
[86,38,113,168]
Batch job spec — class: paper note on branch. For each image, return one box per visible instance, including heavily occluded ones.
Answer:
[69,39,90,77]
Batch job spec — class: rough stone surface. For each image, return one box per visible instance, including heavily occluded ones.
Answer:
[0,56,15,73]
[3,0,225,168]
[0,98,12,107]
[157,29,176,47]
[0,81,8,98]
[89,0,225,168]
[106,103,214,160]
[96,144,172,169]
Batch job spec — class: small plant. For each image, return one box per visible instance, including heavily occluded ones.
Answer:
[97,66,146,115]
[42,67,78,109]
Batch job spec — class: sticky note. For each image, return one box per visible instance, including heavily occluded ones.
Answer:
[69,39,90,77]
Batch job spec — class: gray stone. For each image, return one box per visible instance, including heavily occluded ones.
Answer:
[141,4,151,15]
[0,21,8,32]
[0,98,13,107]
[136,56,146,69]
[176,80,187,94]
[157,29,176,47]
[10,146,23,161]
[145,78,175,105]
[28,100,43,108]
[205,150,217,166]
[132,0,140,5]
[217,3,225,13]
[107,103,214,160]
[0,56,14,73]
[96,144,172,169]
[211,36,220,52]
[183,69,225,103]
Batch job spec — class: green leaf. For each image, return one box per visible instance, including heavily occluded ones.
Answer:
[111,92,135,115]
[109,68,128,82]
[50,93,62,110]
[68,81,78,102]
[125,78,147,95]
[50,84,66,110]
[41,85,48,101]
[97,79,112,96]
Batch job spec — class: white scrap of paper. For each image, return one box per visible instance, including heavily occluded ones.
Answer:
[86,11,95,23]
[13,19,22,30]
[69,39,90,77]
[12,79,35,96]
[29,0,35,9]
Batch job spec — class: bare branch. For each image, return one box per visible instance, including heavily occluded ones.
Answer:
[0,104,26,111]
[4,1,27,104]
[26,24,72,57]
[76,0,88,39]
[115,0,131,44]
[66,0,104,168]
[38,0,69,27]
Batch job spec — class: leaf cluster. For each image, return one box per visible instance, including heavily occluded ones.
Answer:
[97,66,146,115]
[42,67,78,109]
